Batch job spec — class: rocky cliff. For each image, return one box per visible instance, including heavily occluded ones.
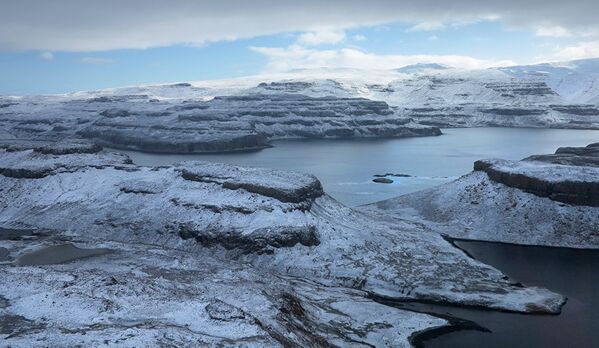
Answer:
[362,143,599,248]
[0,93,440,153]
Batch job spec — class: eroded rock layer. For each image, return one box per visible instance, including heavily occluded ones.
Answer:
[474,143,599,206]
[0,94,440,153]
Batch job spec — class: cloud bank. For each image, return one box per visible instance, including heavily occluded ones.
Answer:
[1,0,598,52]
[250,45,516,71]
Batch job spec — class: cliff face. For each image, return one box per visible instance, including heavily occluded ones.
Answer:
[474,143,599,207]
[361,143,599,249]
[0,93,440,153]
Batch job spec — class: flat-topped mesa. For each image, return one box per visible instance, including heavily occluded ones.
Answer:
[0,143,132,179]
[0,139,102,155]
[529,142,599,166]
[474,143,599,206]
[0,92,441,154]
[175,94,441,138]
[78,93,441,152]
[178,161,324,205]
[79,128,271,153]
[0,150,323,254]
[363,142,599,248]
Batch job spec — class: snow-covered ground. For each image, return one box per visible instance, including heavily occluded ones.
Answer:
[0,142,566,346]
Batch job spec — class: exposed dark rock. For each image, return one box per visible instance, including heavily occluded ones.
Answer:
[257,81,315,92]
[205,300,251,322]
[481,108,546,116]
[484,81,557,96]
[35,142,102,155]
[0,166,52,179]
[550,105,599,116]
[87,95,148,103]
[79,127,271,153]
[100,109,133,118]
[373,178,394,184]
[174,223,319,254]
[0,139,102,155]
[118,180,164,194]
[0,150,133,179]
[170,197,256,215]
[374,173,412,178]
[0,247,10,262]
[0,314,45,336]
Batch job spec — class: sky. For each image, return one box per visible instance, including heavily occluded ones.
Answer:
[1,0,598,95]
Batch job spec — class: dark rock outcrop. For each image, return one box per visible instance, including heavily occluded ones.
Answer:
[474,143,599,206]
[174,223,319,254]
[373,178,394,184]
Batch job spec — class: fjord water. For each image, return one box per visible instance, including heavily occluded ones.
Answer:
[411,240,599,348]
[121,127,599,206]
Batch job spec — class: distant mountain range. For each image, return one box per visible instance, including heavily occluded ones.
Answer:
[1,58,598,152]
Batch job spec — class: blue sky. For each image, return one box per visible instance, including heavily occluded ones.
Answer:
[1,1,598,95]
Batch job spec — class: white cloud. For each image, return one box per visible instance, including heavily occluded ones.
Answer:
[249,45,515,72]
[535,26,572,38]
[297,29,345,46]
[353,34,367,42]
[552,41,599,61]
[79,57,114,64]
[408,22,446,32]
[1,1,599,52]
[40,51,54,60]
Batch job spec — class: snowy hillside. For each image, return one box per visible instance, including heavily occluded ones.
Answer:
[499,58,599,103]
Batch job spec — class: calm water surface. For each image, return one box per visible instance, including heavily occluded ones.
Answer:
[407,241,598,348]
[120,127,599,206]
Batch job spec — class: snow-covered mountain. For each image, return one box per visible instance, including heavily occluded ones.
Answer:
[1,58,598,152]
[499,58,599,103]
